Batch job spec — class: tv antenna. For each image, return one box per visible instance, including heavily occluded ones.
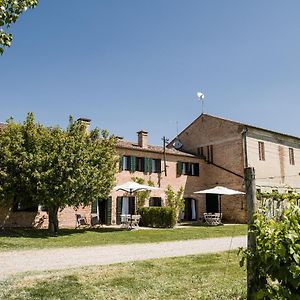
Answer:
[197,92,205,114]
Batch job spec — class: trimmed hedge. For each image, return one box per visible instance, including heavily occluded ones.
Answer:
[139,207,177,228]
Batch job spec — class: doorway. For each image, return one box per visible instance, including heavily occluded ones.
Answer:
[116,197,135,225]
[183,198,197,221]
[206,194,219,213]
[91,198,112,225]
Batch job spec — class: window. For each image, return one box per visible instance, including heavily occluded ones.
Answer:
[206,145,213,163]
[289,148,295,165]
[135,157,145,172]
[120,156,161,174]
[182,162,188,174]
[258,142,265,161]
[119,156,136,172]
[149,197,162,207]
[151,159,161,173]
[191,163,198,176]
[177,162,199,176]
[121,156,131,171]
[197,147,204,157]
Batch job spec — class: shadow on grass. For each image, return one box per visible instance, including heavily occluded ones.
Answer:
[0,227,125,238]
[178,222,224,227]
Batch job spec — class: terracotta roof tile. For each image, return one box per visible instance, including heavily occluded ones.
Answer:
[116,139,197,158]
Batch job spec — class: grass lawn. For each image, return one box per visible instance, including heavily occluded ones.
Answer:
[0,225,247,251]
[0,251,246,300]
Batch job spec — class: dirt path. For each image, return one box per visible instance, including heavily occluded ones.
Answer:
[0,236,246,281]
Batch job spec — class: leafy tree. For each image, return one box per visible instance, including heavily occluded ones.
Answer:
[165,185,184,220]
[0,113,117,233]
[131,177,154,209]
[0,0,39,54]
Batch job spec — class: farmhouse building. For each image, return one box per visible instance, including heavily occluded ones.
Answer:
[1,113,300,228]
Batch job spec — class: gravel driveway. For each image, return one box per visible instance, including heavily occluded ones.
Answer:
[0,236,246,281]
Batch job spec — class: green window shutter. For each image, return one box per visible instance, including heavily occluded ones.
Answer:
[176,162,183,176]
[130,156,136,172]
[149,159,153,173]
[119,156,123,172]
[149,197,154,206]
[106,197,112,225]
[91,200,98,214]
[144,157,149,173]
[116,197,123,225]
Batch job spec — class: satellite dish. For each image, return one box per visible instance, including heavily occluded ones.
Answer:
[173,138,183,150]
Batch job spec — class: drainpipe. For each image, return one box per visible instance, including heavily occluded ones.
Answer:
[242,127,249,168]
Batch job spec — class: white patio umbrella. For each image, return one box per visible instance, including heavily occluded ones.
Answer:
[113,181,159,194]
[113,181,159,214]
[194,186,245,214]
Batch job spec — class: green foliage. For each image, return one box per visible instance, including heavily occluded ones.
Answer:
[165,185,184,219]
[0,113,117,233]
[240,192,300,299]
[256,190,299,202]
[131,177,154,209]
[139,207,177,228]
[0,0,39,54]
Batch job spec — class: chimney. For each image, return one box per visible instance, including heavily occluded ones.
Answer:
[137,130,148,148]
[77,117,91,133]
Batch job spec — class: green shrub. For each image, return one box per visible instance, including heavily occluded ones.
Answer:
[139,207,177,228]
[165,185,184,220]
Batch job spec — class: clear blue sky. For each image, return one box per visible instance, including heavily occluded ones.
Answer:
[1,1,300,145]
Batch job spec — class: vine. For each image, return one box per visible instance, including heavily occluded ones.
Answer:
[240,191,300,299]
[165,185,184,220]
[131,177,154,210]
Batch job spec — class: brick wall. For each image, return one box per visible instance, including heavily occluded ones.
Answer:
[0,205,92,229]
[247,132,300,192]
[176,114,247,223]
[113,147,204,224]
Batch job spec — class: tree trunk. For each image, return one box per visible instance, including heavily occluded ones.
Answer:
[48,207,59,234]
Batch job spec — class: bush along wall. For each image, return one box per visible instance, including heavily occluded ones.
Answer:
[139,207,177,228]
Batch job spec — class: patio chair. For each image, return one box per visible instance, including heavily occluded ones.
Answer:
[120,214,131,229]
[75,214,89,228]
[131,215,141,229]
[91,213,103,227]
